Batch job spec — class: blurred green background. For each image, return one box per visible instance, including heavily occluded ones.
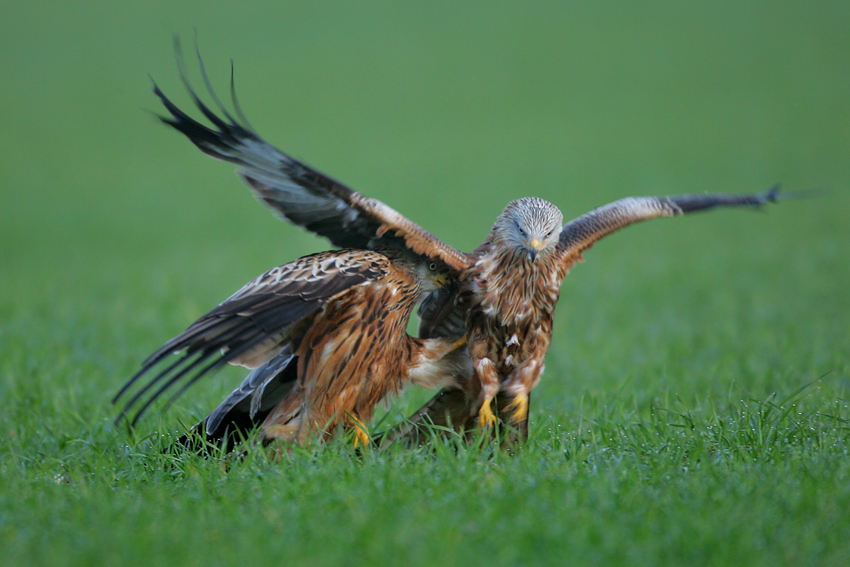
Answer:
[1,1,849,564]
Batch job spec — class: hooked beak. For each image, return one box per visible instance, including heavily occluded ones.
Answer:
[428,273,450,288]
[527,238,541,261]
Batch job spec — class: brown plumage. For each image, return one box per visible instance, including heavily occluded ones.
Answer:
[145,45,785,444]
[114,249,468,446]
[402,194,783,441]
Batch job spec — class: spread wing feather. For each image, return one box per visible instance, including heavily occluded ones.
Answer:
[114,250,388,426]
[153,43,471,272]
[556,185,781,268]
[204,349,297,436]
[406,185,783,443]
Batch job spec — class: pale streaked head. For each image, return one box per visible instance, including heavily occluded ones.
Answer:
[494,197,564,261]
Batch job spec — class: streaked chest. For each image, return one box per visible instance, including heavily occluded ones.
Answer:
[465,251,565,366]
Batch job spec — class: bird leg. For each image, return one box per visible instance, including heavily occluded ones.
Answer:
[478,400,497,429]
[502,359,543,425]
[450,336,468,352]
[349,415,370,449]
[473,357,500,429]
[503,394,529,424]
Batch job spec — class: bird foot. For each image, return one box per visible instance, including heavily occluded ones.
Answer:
[450,336,468,351]
[351,417,370,450]
[504,394,528,424]
[478,399,497,429]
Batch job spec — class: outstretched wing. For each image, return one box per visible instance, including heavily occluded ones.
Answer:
[414,185,782,339]
[152,44,471,273]
[556,185,782,268]
[114,250,389,426]
[414,185,779,338]
[408,185,783,440]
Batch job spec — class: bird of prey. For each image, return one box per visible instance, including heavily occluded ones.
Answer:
[115,249,469,447]
[147,48,783,442]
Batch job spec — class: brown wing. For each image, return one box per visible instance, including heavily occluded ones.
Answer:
[153,42,471,273]
[114,250,389,426]
[556,185,781,268]
[407,185,783,442]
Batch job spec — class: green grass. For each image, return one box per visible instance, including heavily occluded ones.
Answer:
[2,1,850,566]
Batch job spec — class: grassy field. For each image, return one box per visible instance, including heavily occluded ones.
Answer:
[2,1,849,566]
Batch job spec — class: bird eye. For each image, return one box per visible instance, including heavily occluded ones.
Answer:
[518,227,526,236]
[429,263,437,271]
[546,230,553,238]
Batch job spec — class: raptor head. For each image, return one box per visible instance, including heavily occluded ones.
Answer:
[413,259,451,294]
[493,197,564,261]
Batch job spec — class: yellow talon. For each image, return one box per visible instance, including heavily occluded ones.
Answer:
[351,417,370,450]
[451,336,468,351]
[478,399,497,429]
[505,394,528,424]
